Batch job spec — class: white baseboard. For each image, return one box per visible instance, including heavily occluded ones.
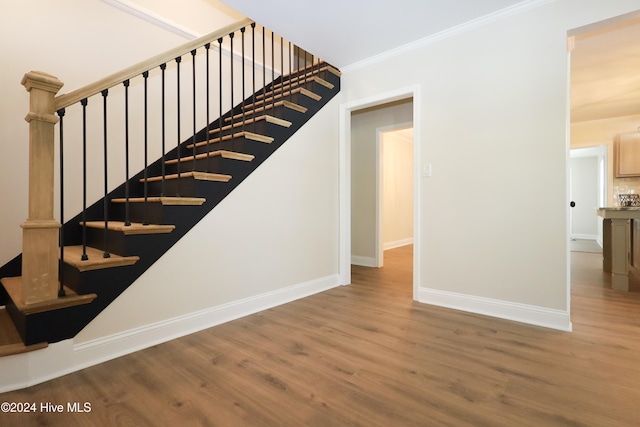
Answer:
[383,238,414,251]
[418,287,572,332]
[0,274,340,393]
[351,255,378,267]
[570,234,598,241]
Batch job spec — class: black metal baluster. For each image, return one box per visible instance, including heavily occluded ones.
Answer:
[252,23,257,132]
[160,64,167,196]
[262,27,266,115]
[280,35,284,101]
[101,89,110,258]
[191,49,197,170]
[204,44,211,173]
[229,31,235,150]
[241,27,246,134]
[297,45,301,92]
[303,50,308,85]
[142,71,149,225]
[271,30,275,114]
[57,108,66,297]
[123,79,131,226]
[311,54,315,83]
[289,41,293,103]
[175,56,182,196]
[218,37,223,146]
[80,98,88,261]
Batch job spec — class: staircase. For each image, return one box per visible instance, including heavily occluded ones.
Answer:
[0,20,340,353]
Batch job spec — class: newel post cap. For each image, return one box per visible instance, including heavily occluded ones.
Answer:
[21,71,64,94]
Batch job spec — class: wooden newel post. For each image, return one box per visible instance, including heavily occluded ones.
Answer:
[20,71,64,305]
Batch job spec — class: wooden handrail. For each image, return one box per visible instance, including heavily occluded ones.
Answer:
[55,18,253,110]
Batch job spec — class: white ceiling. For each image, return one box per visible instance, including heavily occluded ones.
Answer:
[219,0,527,68]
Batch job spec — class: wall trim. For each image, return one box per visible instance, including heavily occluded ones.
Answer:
[0,274,339,393]
[419,287,572,332]
[101,0,200,40]
[351,256,378,268]
[570,234,599,241]
[100,0,277,75]
[342,0,555,72]
[383,238,414,251]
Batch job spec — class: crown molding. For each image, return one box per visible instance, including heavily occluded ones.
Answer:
[101,0,200,40]
[100,0,279,76]
[343,0,556,73]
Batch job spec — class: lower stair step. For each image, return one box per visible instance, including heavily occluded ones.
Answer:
[111,197,205,206]
[0,308,48,357]
[81,221,175,235]
[165,150,255,165]
[0,276,97,315]
[142,171,232,183]
[187,131,274,150]
[62,245,140,272]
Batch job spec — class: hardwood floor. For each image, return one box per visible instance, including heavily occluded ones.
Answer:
[2,246,640,426]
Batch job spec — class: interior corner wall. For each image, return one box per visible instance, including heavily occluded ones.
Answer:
[350,100,413,265]
[343,0,640,320]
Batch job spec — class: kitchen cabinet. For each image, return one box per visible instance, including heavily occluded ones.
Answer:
[615,132,640,177]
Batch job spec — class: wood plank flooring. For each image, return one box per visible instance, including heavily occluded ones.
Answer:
[2,246,640,426]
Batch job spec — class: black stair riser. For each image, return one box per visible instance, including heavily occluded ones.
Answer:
[192,137,274,159]
[110,202,209,227]
[162,155,251,176]
[82,227,176,258]
[6,301,96,346]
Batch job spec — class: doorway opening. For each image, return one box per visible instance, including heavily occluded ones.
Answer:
[339,86,421,300]
[568,10,640,292]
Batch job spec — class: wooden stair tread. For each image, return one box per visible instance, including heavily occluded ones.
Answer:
[253,87,321,105]
[187,131,274,150]
[111,197,205,206]
[273,75,334,91]
[81,221,175,235]
[278,62,340,81]
[227,100,307,121]
[325,65,341,76]
[312,76,334,89]
[0,276,97,315]
[210,114,291,134]
[142,171,232,183]
[62,245,140,272]
[165,150,254,165]
[0,309,48,357]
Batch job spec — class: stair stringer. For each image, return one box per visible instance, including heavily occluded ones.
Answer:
[0,92,342,393]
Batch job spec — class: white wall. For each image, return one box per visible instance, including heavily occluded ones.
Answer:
[382,130,414,250]
[342,0,640,330]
